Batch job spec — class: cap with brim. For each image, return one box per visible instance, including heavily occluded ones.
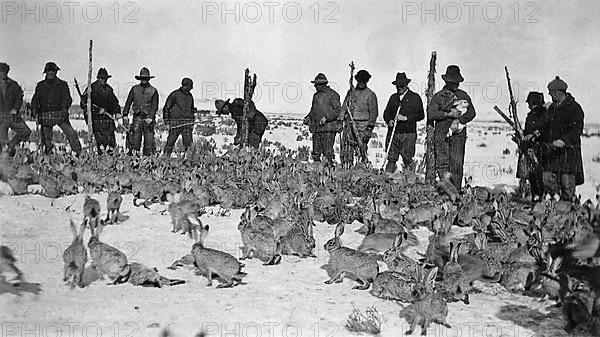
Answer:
[215,98,231,114]
[311,73,328,85]
[43,62,60,73]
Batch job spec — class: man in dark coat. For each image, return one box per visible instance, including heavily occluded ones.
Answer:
[31,62,82,155]
[516,91,547,200]
[383,72,424,173]
[80,68,121,154]
[215,97,268,149]
[540,76,584,201]
[163,78,195,156]
[123,67,159,156]
[0,62,31,157]
[427,65,476,190]
[304,73,341,164]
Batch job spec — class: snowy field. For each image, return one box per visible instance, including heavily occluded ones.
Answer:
[1,116,600,337]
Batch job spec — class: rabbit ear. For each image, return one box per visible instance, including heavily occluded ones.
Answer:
[392,233,404,249]
[198,224,209,245]
[335,222,345,238]
[415,264,424,282]
[69,218,78,239]
[552,256,563,273]
[449,242,456,261]
[426,267,438,285]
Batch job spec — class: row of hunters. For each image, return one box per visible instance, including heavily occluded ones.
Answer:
[0,61,586,202]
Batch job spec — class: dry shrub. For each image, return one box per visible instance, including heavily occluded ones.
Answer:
[345,306,382,335]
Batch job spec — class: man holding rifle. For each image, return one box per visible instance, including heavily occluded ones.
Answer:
[382,72,424,173]
[540,76,584,201]
[79,68,121,154]
[516,91,547,200]
[340,69,378,166]
[427,65,476,190]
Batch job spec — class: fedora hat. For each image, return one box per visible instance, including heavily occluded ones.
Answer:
[441,65,464,83]
[392,72,411,86]
[0,62,9,73]
[43,62,60,73]
[311,73,328,85]
[215,98,231,115]
[135,67,155,80]
[96,68,112,79]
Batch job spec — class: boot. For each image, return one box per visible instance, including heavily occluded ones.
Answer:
[385,160,397,173]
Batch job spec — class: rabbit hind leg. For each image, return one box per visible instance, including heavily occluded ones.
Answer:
[419,318,430,336]
[352,277,370,290]
[216,277,234,288]
[405,314,421,335]
[325,271,345,284]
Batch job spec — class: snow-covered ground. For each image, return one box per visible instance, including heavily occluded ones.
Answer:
[2,117,599,337]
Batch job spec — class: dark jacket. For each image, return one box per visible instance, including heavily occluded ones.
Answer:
[307,86,341,133]
[516,105,547,179]
[427,86,476,138]
[0,78,23,121]
[540,94,584,185]
[31,77,72,115]
[123,83,159,120]
[80,80,121,121]
[229,98,268,137]
[163,88,195,123]
[383,89,424,134]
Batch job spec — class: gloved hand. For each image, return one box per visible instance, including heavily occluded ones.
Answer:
[319,116,326,126]
[446,109,460,118]
[9,109,17,115]
[388,120,395,128]
[396,114,408,121]
[303,115,311,125]
[523,134,534,142]
[144,118,153,124]
[336,121,343,133]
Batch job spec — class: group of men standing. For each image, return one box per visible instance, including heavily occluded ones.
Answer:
[0,60,585,200]
[304,65,585,199]
[0,61,269,158]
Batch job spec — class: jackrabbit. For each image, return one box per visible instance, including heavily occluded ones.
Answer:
[83,195,101,230]
[62,219,88,289]
[560,273,594,333]
[401,266,452,335]
[167,192,204,239]
[105,189,122,224]
[88,220,130,284]
[358,220,418,254]
[370,270,414,302]
[440,242,470,304]
[192,224,247,288]
[323,223,379,290]
[382,232,418,278]
[528,253,562,300]
[238,205,281,265]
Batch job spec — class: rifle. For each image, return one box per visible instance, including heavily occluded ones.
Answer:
[342,61,367,164]
[505,66,523,141]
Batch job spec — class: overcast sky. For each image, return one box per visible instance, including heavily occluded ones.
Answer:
[2,0,599,123]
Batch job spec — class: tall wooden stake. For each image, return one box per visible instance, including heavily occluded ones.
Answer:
[425,51,437,183]
[87,40,95,151]
[242,68,257,147]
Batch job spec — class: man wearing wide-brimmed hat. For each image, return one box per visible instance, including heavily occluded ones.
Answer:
[382,72,424,173]
[539,76,584,201]
[0,62,31,157]
[31,61,82,155]
[80,67,121,154]
[215,96,268,149]
[163,78,196,156]
[339,69,378,166]
[427,65,476,189]
[123,67,159,155]
[304,73,341,164]
[516,91,547,200]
